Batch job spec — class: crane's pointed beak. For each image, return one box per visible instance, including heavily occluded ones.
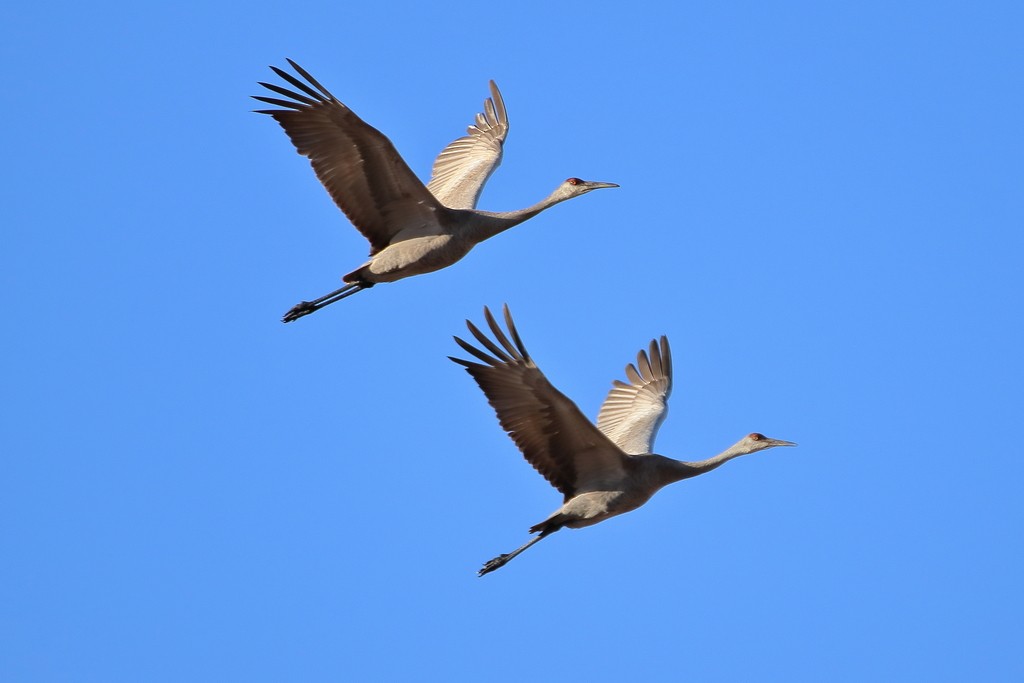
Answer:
[768,439,798,448]
[582,180,619,191]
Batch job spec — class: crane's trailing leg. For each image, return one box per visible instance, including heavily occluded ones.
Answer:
[281,282,372,323]
[478,526,560,577]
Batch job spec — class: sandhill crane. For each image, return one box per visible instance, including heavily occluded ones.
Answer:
[253,60,618,322]
[451,305,796,576]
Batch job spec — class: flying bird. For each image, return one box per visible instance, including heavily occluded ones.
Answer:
[253,60,618,322]
[451,305,796,576]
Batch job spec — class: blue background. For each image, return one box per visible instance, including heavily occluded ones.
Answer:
[3,1,1022,680]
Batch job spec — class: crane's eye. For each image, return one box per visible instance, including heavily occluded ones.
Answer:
[749,433,764,441]
[567,177,581,185]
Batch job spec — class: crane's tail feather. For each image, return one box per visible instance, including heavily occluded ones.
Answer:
[528,514,570,535]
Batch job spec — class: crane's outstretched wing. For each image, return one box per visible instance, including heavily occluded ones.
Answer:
[450,305,628,501]
[596,337,673,455]
[426,81,508,210]
[254,60,450,255]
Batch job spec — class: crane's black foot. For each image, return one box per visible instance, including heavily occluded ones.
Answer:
[478,554,511,577]
[282,301,316,323]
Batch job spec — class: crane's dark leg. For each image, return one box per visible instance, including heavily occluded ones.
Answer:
[281,282,373,323]
[478,527,559,577]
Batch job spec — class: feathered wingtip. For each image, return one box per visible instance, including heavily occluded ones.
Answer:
[252,58,338,114]
[448,304,532,369]
[480,80,508,133]
[621,336,673,393]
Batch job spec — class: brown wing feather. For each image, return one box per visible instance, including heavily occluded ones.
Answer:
[254,60,449,255]
[451,305,628,500]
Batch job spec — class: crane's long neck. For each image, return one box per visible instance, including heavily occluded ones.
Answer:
[661,442,751,486]
[470,190,569,243]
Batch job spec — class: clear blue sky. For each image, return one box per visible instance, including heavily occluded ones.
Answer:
[3,1,1022,681]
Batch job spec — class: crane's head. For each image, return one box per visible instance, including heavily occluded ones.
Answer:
[737,432,797,455]
[555,177,619,200]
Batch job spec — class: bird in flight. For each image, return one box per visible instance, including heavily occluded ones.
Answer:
[450,305,796,576]
[253,60,618,322]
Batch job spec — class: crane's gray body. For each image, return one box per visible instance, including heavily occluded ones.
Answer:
[344,201,577,285]
[534,455,723,532]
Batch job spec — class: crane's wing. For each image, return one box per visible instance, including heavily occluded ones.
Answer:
[596,337,673,455]
[426,81,508,210]
[254,60,450,256]
[450,305,629,501]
